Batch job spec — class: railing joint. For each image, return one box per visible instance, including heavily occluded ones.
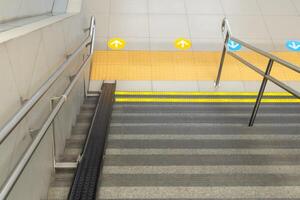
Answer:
[69,74,76,82]
[19,97,28,105]
[28,128,40,139]
[83,27,90,33]
[86,41,92,47]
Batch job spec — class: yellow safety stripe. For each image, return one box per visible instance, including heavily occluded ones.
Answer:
[115,98,300,103]
[115,91,292,96]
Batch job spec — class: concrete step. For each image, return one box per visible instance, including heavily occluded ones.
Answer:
[106,139,300,151]
[109,123,300,135]
[72,122,90,134]
[65,138,85,148]
[77,113,94,122]
[103,154,300,166]
[113,103,300,114]
[97,186,300,199]
[111,112,300,124]
[48,186,69,200]
[81,104,97,111]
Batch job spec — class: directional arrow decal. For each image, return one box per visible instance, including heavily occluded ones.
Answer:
[227,40,242,51]
[286,40,300,51]
[108,38,126,50]
[174,38,192,50]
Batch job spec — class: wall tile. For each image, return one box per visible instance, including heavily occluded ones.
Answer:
[42,22,67,73]
[5,30,41,99]
[62,15,86,53]
[8,130,53,200]
[28,35,50,97]
[0,45,21,127]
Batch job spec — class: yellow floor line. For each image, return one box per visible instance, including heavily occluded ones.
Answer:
[115,91,293,96]
[115,98,300,103]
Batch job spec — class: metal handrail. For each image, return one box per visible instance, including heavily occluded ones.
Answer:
[215,17,300,126]
[0,16,96,199]
[0,17,95,144]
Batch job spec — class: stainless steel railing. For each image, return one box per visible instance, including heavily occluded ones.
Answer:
[0,17,95,144]
[215,18,300,126]
[0,16,96,199]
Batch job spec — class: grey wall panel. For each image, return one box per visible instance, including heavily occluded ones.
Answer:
[0,13,90,199]
[0,0,55,23]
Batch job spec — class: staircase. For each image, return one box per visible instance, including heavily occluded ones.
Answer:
[46,92,300,199]
[47,96,98,200]
[98,92,300,199]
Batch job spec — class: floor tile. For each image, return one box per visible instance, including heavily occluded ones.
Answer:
[227,16,270,39]
[109,14,149,37]
[264,16,300,40]
[188,15,224,38]
[149,15,189,38]
[111,0,148,14]
[221,0,261,15]
[186,0,224,14]
[149,0,186,14]
[257,0,298,16]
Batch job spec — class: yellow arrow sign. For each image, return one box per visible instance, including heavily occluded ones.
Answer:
[174,38,191,50]
[108,38,126,50]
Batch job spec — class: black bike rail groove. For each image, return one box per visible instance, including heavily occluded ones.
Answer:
[68,83,116,200]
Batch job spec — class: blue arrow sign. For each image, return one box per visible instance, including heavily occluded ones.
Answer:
[227,40,242,51]
[286,40,300,51]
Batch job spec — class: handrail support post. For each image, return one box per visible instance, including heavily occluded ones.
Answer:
[249,59,274,126]
[215,32,229,87]
[50,97,60,172]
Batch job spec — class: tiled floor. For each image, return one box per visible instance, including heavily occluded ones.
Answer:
[91,51,300,81]
[83,0,300,51]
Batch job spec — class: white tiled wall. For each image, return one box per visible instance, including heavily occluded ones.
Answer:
[83,0,300,51]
